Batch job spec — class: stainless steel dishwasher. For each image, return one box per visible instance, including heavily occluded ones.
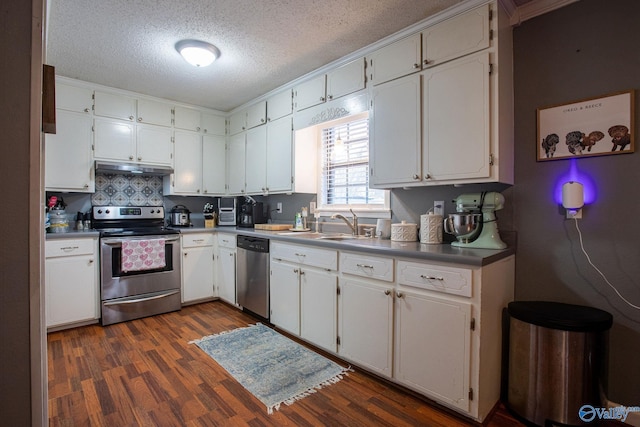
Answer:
[236,235,270,320]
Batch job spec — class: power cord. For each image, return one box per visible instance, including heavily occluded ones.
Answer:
[572,217,640,310]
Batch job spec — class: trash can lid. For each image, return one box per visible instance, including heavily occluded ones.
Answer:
[508,301,613,332]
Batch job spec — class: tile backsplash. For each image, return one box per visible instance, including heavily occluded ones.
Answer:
[91,173,164,206]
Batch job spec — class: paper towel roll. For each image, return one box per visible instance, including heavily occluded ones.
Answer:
[420,213,443,244]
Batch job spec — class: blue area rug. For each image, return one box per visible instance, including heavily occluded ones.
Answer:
[191,323,350,414]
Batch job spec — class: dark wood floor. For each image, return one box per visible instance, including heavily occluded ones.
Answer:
[48,301,524,426]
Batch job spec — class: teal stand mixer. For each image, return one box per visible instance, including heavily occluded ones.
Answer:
[444,192,507,249]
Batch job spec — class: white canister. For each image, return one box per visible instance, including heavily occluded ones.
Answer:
[420,212,443,244]
[391,220,418,242]
[376,218,391,239]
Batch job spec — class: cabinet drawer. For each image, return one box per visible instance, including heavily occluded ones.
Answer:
[217,233,236,249]
[397,261,472,297]
[46,238,96,258]
[340,252,393,282]
[271,242,337,271]
[182,233,214,248]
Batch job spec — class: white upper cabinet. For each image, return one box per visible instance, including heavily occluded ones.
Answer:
[369,4,490,85]
[370,74,422,186]
[93,117,136,161]
[246,100,267,129]
[423,52,491,182]
[174,105,202,132]
[368,33,422,86]
[265,116,293,193]
[45,110,94,192]
[227,133,246,194]
[171,130,202,194]
[294,74,326,111]
[326,58,365,101]
[136,99,173,127]
[229,109,247,135]
[135,124,173,164]
[56,83,93,113]
[94,91,136,121]
[201,112,226,135]
[202,135,226,194]
[266,89,293,122]
[422,4,490,68]
[244,126,268,194]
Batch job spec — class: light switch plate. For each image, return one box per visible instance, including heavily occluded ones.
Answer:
[309,202,316,215]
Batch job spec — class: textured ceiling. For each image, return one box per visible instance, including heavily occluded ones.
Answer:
[47,0,469,111]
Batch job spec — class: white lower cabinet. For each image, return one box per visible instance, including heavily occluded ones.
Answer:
[394,290,472,411]
[181,233,215,304]
[270,242,338,351]
[217,233,236,304]
[45,237,99,329]
[338,276,394,377]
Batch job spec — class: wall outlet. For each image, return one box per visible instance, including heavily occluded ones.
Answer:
[309,202,316,215]
[434,201,444,216]
[276,202,283,214]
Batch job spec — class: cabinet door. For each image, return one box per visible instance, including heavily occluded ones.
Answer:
[173,131,202,194]
[265,116,293,193]
[338,277,394,377]
[245,126,267,194]
[201,113,226,135]
[45,110,94,192]
[228,110,246,135]
[94,91,136,121]
[326,58,365,101]
[394,290,472,411]
[294,74,326,111]
[174,105,202,132]
[218,247,236,304]
[93,117,136,161]
[423,52,490,182]
[182,245,214,302]
[267,89,293,122]
[227,133,246,194]
[369,33,421,86]
[46,254,98,327]
[202,135,226,194]
[301,268,337,352]
[56,83,93,113]
[270,260,300,335]
[137,99,173,127]
[422,4,490,68]
[370,74,422,187]
[246,100,267,129]
[136,124,173,165]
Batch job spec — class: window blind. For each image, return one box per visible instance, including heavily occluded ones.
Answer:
[320,117,385,207]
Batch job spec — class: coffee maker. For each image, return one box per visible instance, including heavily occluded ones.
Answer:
[238,196,265,228]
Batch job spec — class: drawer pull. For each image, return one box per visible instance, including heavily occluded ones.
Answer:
[60,246,79,251]
[356,263,374,269]
[294,253,306,257]
[420,274,444,281]
[193,239,204,243]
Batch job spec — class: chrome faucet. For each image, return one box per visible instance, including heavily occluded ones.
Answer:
[331,209,359,235]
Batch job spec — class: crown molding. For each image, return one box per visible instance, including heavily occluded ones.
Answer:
[506,0,580,26]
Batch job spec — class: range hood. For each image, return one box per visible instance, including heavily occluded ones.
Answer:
[95,160,174,176]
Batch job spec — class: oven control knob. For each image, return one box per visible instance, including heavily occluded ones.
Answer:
[105,209,110,214]
[97,209,103,214]
[150,209,156,214]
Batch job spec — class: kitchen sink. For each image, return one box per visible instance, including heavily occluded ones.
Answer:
[314,234,371,241]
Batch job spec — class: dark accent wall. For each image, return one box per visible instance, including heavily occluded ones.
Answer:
[513,0,640,403]
[0,1,38,425]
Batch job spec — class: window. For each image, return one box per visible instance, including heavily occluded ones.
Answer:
[317,113,389,217]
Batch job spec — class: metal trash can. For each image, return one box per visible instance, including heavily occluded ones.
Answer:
[506,301,613,426]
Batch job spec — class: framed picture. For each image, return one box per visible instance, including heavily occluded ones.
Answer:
[537,90,634,161]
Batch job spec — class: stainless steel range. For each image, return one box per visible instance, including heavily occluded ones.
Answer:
[93,206,181,326]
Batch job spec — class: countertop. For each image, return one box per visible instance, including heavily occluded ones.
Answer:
[175,225,515,267]
[44,226,514,266]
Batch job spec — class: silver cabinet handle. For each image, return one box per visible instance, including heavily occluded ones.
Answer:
[356,263,374,269]
[83,184,89,189]
[300,270,305,275]
[328,95,333,100]
[423,59,430,65]
[413,63,420,69]
[137,117,143,122]
[83,108,90,113]
[293,269,299,273]
[413,174,420,180]
[184,252,188,257]
[138,157,142,161]
[196,126,201,131]
[420,274,444,281]
[424,174,432,180]
[384,289,391,296]
[294,253,306,257]
[320,97,325,102]
[396,291,404,299]
[60,246,79,251]
[88,259,94,264]
[129,115,134,120]
[129,155,134,160]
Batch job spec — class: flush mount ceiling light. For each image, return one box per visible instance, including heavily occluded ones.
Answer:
[175,39,220,67]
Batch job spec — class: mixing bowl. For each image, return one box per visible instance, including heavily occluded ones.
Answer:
[444,213,483,243]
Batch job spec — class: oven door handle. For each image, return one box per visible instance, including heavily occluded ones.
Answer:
[102,290,180,306]
[101,235,180,246]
